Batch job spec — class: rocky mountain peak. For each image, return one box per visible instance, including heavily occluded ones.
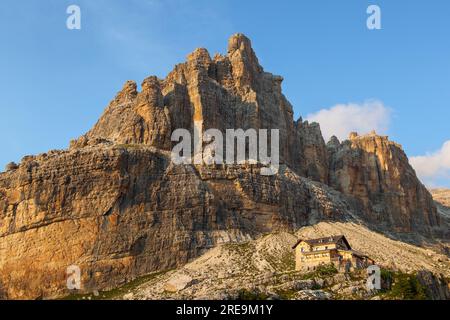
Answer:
[327,135,341,150]
[115,80,138,103]
[328,131,439,233]
[0,34,446,299]
[227,33,259,66]
[347,130,404,151]
[187,47,212,69]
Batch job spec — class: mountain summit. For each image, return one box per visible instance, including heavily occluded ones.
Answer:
[0,34,446,299]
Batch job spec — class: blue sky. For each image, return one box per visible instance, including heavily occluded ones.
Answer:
[0,0,449,186]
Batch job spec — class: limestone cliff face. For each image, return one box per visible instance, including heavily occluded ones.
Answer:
[295,120,329,184]
[431,189,450,208]
[328,132,440,234]
[0,34,443,299]
[0,145,351,299]
[430,189,450,240]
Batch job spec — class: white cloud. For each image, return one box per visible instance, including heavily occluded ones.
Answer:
[305,100,391,142]
[410,141,450,187]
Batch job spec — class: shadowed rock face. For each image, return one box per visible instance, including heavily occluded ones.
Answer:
[0,34,442,299]
[430,189,450,240]
[0,146,352,299]
[431,189,450,208]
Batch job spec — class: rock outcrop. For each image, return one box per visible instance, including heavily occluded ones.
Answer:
[431,189,450,209]
[71,77,172,150]
[110,222,450,300]
[416,270,450,300]
[0,34,445,299]
[328,132,440,234]
[70,34,326,181]
[0,144,357,299]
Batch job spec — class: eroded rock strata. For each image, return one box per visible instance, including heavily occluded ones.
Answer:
[0,34,444,299]
[328,132,439,234]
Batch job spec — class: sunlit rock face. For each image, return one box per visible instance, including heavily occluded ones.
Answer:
[327,131,440,234]
[0,34,441,299]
